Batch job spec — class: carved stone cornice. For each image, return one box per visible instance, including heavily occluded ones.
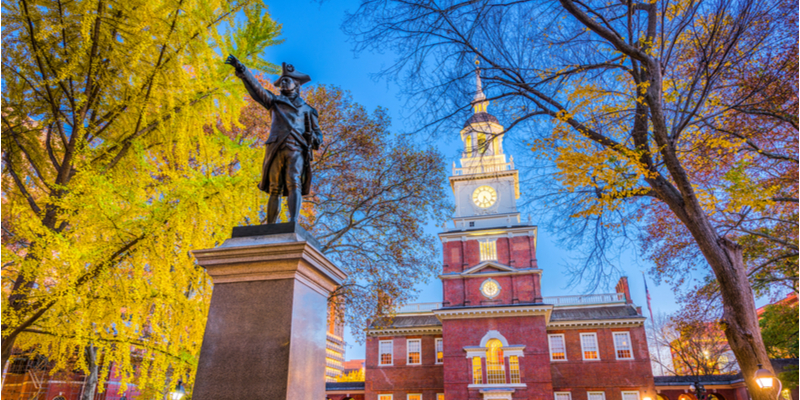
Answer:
[192,238,346,297]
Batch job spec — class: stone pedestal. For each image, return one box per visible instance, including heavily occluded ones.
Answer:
[191,223,346,400]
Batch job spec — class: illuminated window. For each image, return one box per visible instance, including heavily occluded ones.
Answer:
[378,395,393,400]
[379,340,393,366]
[588,392,606,400]
[621,392,640,400]
[407,339,421,365]
[548,334,566,361]
[509,355,520,384]
[580,333,599,360]
[555,392,572,400]
[479,240,497,261]
[435,338,444,364]
[408,394,422,400]
[613,332,633,359]
[472,357,482,384]
[486,339,505,384]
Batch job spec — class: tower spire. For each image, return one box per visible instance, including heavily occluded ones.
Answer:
[472,59,488,113]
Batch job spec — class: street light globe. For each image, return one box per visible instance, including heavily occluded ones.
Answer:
[170,380,186,400]
[754,364,775,389]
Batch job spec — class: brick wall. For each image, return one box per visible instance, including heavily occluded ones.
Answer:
[442,236,537,274]
[442,315,553,400]
[365,334,444,400]
[548,325,655,398]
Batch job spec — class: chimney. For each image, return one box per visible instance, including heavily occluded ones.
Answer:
[615,276,633,305]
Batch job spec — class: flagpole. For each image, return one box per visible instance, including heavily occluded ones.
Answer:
[643,272,665,376]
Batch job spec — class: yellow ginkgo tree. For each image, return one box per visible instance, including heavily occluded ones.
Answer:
[2,0,282,395]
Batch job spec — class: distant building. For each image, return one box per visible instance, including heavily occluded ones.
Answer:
[343,359,365,376]
[327,303,347,382]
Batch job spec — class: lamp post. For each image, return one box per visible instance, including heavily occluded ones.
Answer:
[689,382,706,400]
[754,364,783,399]
[170,380,186,400]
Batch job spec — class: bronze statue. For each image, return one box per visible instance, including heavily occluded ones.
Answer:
[225,55,322,224]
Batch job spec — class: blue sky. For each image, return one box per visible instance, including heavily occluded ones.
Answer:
[259,0,688,361]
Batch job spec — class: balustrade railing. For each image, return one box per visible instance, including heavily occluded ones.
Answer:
[396,302,442,313]
[543,293,625,306]
[452,159,514,176]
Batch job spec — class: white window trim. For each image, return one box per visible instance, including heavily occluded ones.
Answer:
[547,334,567,361]
[379,340,393,366]
[435,338,444,364]
[613,331,634,360]
[580,332,600,361]
[407,394,422,400]
[622,391,640,400]
[555,392,573,400]
[407,338,422,365]
[588,392,607,400]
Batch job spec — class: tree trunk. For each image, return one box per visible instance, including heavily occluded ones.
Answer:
[81,345,99,400]
[670,201,776,400]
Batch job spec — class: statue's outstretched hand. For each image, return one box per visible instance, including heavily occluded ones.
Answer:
[225,54,245,72]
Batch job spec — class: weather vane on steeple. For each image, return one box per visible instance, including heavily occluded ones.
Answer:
[472,58,488,113]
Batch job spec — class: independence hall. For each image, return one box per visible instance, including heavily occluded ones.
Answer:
[352,70,655,400]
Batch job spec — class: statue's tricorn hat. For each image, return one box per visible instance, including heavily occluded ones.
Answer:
[274,62,311,86]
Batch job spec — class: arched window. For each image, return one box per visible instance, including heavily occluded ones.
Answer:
[486,339,505,384]
[477,133,487,154]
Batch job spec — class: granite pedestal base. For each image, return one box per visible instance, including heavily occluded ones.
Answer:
[191,223,346,400]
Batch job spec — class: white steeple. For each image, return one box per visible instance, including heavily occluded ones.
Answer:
[472,60,488,114]
[446,60,521,232]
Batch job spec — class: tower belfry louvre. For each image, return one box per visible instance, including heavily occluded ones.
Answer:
[360,63,655,400]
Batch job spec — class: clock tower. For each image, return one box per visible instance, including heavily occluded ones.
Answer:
[439,63,542,307]
[435,62,552,400]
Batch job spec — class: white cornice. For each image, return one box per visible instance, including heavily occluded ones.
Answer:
[439,269,542,280]
[366,326,443,337]
[439,224,536,241]
[434,305,552,323]
[546,317,646,329]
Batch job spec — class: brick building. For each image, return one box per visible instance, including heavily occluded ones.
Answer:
[360,66,657,400]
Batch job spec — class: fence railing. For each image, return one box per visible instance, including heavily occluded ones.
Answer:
[543,293,625,306]
[396,302,443,313]
[453,160,514,176]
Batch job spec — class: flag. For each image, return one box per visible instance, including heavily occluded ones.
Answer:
[642,272,654,322]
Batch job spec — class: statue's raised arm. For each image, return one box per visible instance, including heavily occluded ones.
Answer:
[225,54,275,109]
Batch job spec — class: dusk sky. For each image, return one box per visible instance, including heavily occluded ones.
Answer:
[255,0,721,361]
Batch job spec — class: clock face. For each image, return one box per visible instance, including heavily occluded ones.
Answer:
[472,185,497,208]
[481,278,501,298]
